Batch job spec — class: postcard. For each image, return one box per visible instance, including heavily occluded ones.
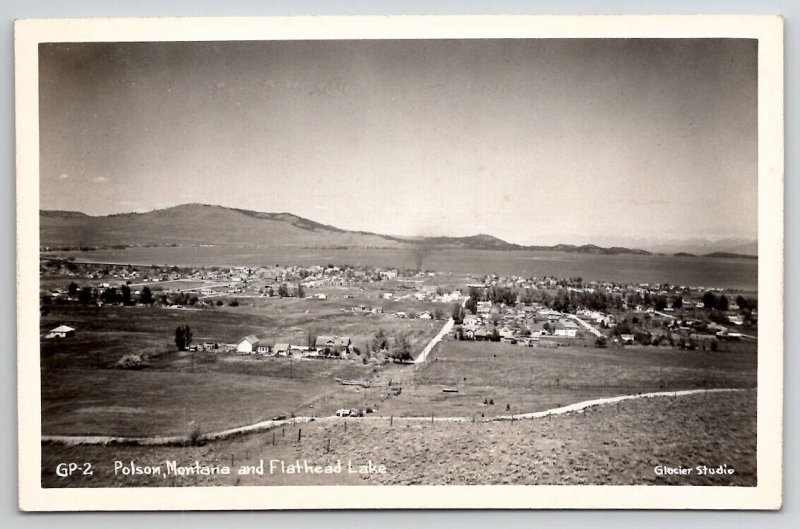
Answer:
[15,14,784,510]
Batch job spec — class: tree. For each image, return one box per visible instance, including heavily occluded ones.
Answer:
[736,295,748,311]
[717,294,729,312]
[296,282,305,298]
[389,334,413,363]
[101,287,119,304]
[68,281,79,298]
[451,303,465,324]
[278,283,289,298]
[78,286,95,305]
[140,286,154,305]
[654,296,667,311]
[121,284,133,306]
[175,325,193,351]
[372,328,389,352]
[702,291,717,310]
[552,289,570,313]
[307,331,317,350]
[465,296,478,315]
[672,295,683,309]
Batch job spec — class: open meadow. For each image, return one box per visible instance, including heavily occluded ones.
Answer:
[41,389,756,487]
[323,337,757,420]
[39,302,439,437]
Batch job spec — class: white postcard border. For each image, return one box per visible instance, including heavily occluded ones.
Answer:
[15,14,784,511]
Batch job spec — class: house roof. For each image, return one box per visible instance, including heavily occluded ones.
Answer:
[317,335,335,345]
[274,343,290,351]
[50,325,75,333]
[238,335,259,345]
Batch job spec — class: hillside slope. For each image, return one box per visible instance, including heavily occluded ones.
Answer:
[40,204,654,255]
[40,204,404,249]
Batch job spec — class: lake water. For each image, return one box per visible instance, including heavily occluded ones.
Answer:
[49,246,757,291]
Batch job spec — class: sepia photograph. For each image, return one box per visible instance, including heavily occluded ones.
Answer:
[15,15,784,510]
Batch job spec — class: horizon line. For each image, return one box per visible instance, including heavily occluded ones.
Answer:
[39,202,759,252]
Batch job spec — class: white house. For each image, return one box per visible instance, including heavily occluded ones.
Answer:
[45,325,75,339]
[236,335,259,354]
[554,328,577,338]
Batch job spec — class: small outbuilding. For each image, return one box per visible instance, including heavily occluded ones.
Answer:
[45,325,75,339]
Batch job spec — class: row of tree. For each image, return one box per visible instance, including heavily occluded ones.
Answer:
[68,282,155,306]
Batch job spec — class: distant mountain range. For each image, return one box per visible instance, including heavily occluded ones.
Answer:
[39,204,755,258]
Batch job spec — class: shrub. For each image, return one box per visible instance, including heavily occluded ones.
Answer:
[188,421,203,446]
[116,354,147,370]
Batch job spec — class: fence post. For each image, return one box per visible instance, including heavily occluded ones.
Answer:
[272,432,275,446]
[297,428,302,442]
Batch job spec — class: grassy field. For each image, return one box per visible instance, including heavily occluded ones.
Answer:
[41,389,756,487]
[39,301,442,437]
[41,370,336,437]
[40,302,440,369]
[336,338,758,420]
[39,322,757,439]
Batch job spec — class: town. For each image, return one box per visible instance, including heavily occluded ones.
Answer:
[40,257,758,367]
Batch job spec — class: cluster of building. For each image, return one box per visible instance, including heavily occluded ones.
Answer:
[196,334,356,359]
[456,302,593,345]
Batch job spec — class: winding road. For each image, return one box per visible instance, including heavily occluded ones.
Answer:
[41,388,749,447]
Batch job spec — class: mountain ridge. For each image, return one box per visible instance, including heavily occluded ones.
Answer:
[40,204,745,257]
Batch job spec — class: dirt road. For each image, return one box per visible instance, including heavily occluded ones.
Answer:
[41,388,748,447]
[414,317,454,365]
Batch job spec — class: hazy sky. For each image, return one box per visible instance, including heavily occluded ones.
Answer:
[39,39,758,246]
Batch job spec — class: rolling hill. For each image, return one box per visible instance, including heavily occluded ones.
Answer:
[40,204,653,255]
